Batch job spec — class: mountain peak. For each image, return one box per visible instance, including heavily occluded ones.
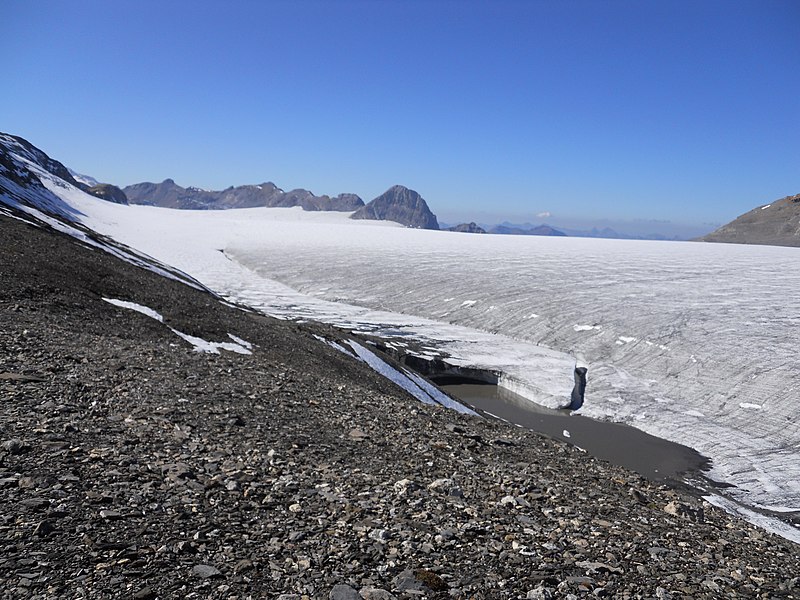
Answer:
[351,185,439,230]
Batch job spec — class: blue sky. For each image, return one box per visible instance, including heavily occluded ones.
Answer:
[2,0,798,235]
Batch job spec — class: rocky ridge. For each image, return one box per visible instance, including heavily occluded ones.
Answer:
[351,186,439,230]
[123,179,364,212]
[699,193,800,247]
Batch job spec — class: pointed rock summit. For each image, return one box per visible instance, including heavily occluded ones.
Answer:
[351,185,439,230]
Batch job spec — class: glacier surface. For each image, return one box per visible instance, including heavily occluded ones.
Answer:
[227,217,800,517]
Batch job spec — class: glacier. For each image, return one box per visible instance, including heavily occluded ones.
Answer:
[227,218,800,518]
[3,159,799,541]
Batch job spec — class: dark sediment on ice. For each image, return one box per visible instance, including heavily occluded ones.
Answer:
[2,213,800,599]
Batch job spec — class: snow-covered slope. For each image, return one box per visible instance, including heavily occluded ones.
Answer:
[68,167,100,188]
[0,133,206,290]
[2,133,799,542]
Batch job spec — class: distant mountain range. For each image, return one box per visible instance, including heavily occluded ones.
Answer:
[699,193,800,248]
[9,132,796,246]
[122,179,440,230]
[124,179,364,212]
[489,223,566,237]
[480,222,690,241]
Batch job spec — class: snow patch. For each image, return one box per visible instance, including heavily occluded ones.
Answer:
[404,370,478,415]
[171,330,252,355]
[68,168,99,187]
[228,334,252,349]
[739,402,762,410]
[102,298,164,322]
[102,298,252,355]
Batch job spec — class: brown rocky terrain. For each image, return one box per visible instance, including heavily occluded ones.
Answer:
[700,193,800,247]
[2,200,800,599]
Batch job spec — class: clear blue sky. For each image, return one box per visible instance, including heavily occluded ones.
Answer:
[3,0,798,235]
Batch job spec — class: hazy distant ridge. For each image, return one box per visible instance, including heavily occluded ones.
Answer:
[489,223,566,237]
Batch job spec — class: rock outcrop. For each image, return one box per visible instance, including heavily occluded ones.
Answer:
[448,222,486,234]
[123,179,364,212]
[351,185,439,229]
[86,183,129,205]
[699,193,800,248]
